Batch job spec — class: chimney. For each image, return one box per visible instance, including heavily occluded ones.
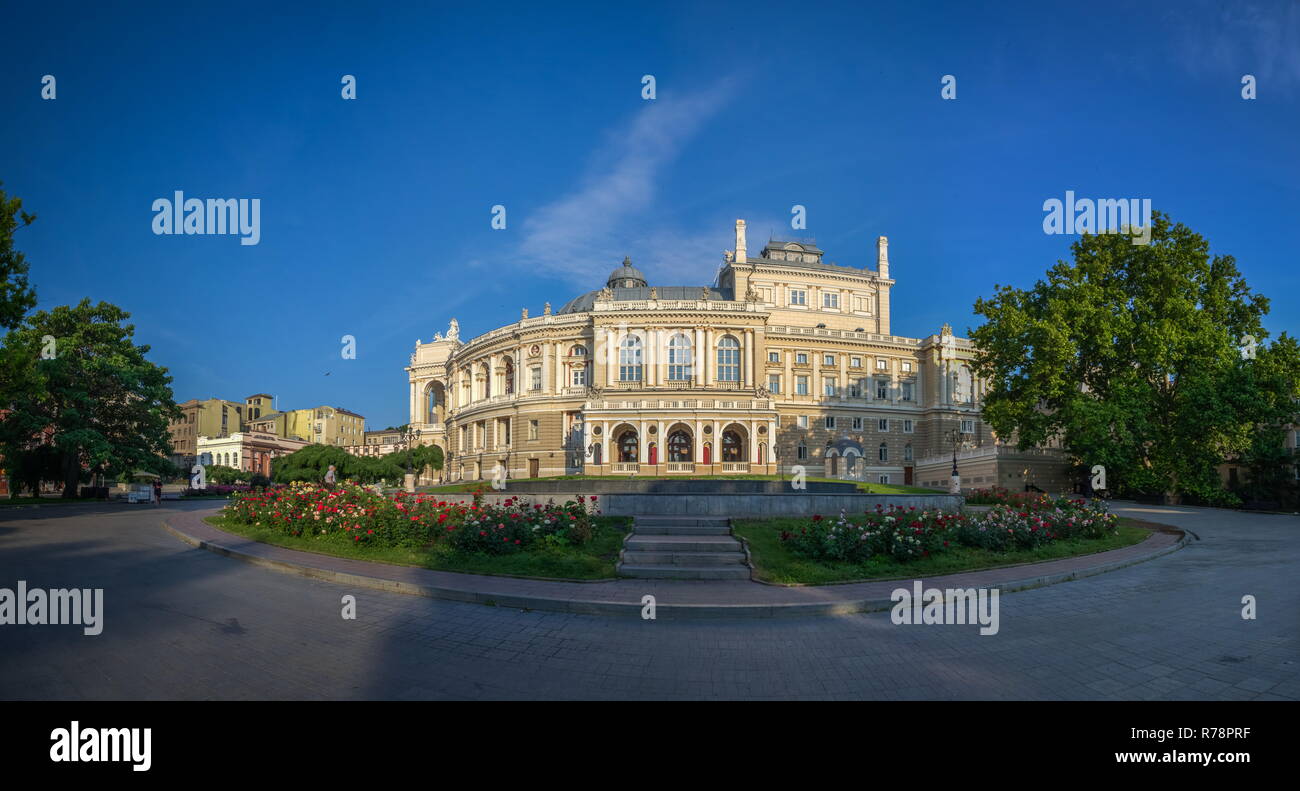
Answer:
[735,219,747,264]
[876,236,889,279]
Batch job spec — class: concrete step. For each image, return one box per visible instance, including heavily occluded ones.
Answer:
[633,524,732,536]
[626,535,742,553]
[622,550,748,566]
[633,516,732,528]
[616,564,751,580]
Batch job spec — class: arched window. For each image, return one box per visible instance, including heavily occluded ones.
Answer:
[878,442,888,462]
[722,430,743,462]
[617,429,639,462]
[503,358,515,396]
[668,430,692,462]
[480,362,491,399]
[570,344,587,356]
[716,335,740,381]
[619,336,643,381]
[667,333,693,381]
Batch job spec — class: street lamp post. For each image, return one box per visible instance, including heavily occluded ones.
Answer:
[402,426,422,493]
[945,427,966,494]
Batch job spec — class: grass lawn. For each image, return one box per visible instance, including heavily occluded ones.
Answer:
[731,515,1158,585]
[204,513,632,580]
[422,474,936,495]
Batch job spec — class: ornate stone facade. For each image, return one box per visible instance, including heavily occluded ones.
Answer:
[406,220,1068,489]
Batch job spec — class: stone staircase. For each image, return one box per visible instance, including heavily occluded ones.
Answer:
[617,516,751,580]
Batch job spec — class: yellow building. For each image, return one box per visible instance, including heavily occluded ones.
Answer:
[245,402,366,447]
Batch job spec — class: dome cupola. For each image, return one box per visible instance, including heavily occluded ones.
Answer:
[606,256,647,289]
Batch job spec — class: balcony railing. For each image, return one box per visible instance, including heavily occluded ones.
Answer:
[721,462,750,473]
[612,462,639,473]
[666,462,695,473]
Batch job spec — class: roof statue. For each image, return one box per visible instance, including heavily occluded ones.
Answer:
[447,318,460,340]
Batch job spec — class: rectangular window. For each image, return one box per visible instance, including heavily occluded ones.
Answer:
[795,375,809,395]
[789,289,807,306]
[852,417,863,430]
[904,445,913,461]
[797,415,809,429]
[878,419,889,432]
[501,419,511,446]
[824,416,836,429]
[903,419,914,434]
[850,357,861,367]
[572,367,587,386]
[667,336,693,381]
[530,366,543,390]
[768,375,781,394]
[902,382,914,401]
[822,292,839,309]
[876,358,888,370]
[961,419,975,434]
[797,444,808,460]
[848,381,861,398]
[902,361,912,372]
[768,351,780,363]
[824,377,837,396]
[878,474,890,484]
[876,380,889,400]
[796,352,808,365]
[823,354,835,366]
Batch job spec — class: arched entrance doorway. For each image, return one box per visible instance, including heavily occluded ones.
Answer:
[616,428,639,462]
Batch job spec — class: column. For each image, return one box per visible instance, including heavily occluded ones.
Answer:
[607,328,618,386]
[638,419,648,465]
[694,419,704,464]
[746,328,756,388]
[409,381,417,424]
[703,328,713,384]
[554,342,565,392]
[694,327,704,386]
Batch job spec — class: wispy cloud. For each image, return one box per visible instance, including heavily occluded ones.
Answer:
[1170,1,1300,91]
[515,78,740,287]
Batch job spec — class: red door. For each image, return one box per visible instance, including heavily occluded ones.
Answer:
[703,443,711,464]
[649,444,658,465]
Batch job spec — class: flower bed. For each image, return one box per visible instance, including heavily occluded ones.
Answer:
[222,481,600,552]
[780,498,1118,564]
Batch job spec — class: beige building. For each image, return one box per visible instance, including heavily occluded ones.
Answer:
[198,431,311,477]
[169,397,248,468]
[345,429,406,458]
[406,220,1070,489]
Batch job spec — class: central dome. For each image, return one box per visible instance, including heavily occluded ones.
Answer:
[606,256,647,289]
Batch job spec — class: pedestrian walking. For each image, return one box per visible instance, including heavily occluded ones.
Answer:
[152,479,163,507]
[324,464,337,486]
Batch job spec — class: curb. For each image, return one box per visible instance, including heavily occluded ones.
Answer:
[163,518,1189,620]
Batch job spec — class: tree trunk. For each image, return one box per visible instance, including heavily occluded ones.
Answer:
[61,452,79,498]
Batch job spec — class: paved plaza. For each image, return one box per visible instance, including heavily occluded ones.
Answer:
[0,500,1295,700]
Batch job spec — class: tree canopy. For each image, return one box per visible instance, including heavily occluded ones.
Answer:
[0,300,179,497]
[270,442,442,485]
[970,211,1300,504]
[0,183,37,331]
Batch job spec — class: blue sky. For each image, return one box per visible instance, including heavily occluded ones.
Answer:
[3,0,1297,429]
